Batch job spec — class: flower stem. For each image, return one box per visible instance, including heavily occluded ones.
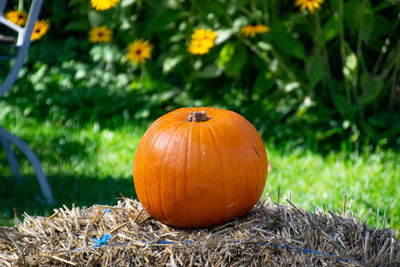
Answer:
[339,0,352,105]
[314,11,332,87]
[18,0,24,12]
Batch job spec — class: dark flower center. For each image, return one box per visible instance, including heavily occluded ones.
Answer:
[135,49,142,55]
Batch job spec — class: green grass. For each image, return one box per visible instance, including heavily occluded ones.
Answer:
[0,104,144,225]
[1,104,399,229]
[266,145,400,229]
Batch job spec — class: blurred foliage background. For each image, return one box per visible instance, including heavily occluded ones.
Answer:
[1,0,400,227]
[1,0,400,151]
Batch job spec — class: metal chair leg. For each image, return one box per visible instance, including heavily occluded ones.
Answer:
[1,0,54,205]
[0,126,54,205]
[0,0,44,99]
[1,138,24,184]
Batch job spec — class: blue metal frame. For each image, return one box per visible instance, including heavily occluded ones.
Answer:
[0,0,54,205]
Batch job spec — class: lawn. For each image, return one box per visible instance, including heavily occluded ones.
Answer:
[1,103,399,230]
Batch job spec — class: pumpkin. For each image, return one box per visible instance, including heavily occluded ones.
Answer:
[133,107,268,228]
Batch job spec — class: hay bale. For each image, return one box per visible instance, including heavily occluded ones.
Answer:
[0,196,399,266]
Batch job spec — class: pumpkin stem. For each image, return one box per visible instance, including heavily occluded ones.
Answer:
[187,111,209,122]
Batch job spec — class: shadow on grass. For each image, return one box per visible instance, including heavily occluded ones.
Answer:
[0,173,136,226]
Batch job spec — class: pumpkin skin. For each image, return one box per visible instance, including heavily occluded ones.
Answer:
[133,107,268,228]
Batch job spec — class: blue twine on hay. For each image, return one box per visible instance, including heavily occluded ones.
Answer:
[93,234,111,248]
[139,240,350,262]
[155,240,194,245]
[103,208,112,213]
[84,235,350,263]
[266,243,350,263]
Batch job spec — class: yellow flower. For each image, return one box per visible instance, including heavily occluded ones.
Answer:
[5,10,28,26]
[254,24,270,34]
[191,28,217,43]
[31,20,50,41]
[294,0,324,13]
[89,26,113,43]
[240,24,270,38]
[126,39,153,65]
[188,28,217,55]
[187,40,212,55]
[90,0,120,11]
[241,25,257,38]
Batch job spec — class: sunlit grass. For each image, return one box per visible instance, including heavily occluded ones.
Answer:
[1,104,399,229]
[0,104,144,225]
[265,145,400,229]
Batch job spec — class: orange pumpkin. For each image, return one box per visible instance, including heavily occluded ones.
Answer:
[133,107,268,228]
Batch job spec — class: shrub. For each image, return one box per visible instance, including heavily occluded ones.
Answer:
[2,0,400,149]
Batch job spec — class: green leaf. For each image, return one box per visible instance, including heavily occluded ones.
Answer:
[373,1,396,12]
[250,55,266,73]
[365,15,391,50]
[218,43,235,67]
[322,15,341,43]
[162,55,184,73]
[215,29,234,45]
[253,73,273,94]
[232,16,249,31]
[257,41,272,51]
[145,10,180,33]
[88,10,104,26]
[296,96,315,118]
[270,32,306,60]
[305,56,324,89]
[368,117,387,128]
[200,1,229,19]
[64,20,90,32]
[361,122,378,139]
[329,0,340,11]
[332,93,352,117]
[342,44,358,83]
[344,0,363,35]
[169,33,185,43]
[224,44,247,77]
[362,12,375,46]
[359,72,384,105]
[121,0,136,7]
[194,64,223,79]
[68,0,84,7]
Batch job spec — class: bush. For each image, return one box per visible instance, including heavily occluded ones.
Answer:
[2,0,400,150]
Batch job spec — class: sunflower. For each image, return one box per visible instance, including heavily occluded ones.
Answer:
[89,26,113,43]
[126,39,153,65]
[294,0,324,13]
[90,0,121,11]
[240,24,270,38]
[187,28,217,55]
[31,19,50,41]
[5,10,28,27]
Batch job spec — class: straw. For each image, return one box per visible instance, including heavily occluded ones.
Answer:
[1,196,399,266]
